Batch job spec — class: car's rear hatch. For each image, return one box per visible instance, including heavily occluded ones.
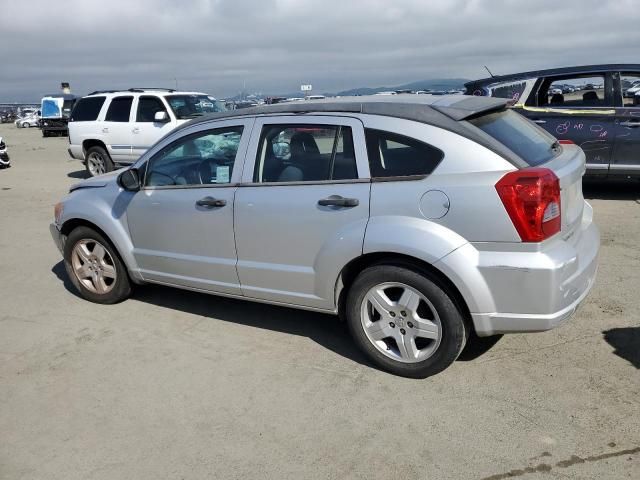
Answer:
[465,108,586,241]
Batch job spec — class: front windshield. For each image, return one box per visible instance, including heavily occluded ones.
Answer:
[165,94,226,119]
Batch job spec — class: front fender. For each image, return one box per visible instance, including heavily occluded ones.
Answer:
[60,185,142,282]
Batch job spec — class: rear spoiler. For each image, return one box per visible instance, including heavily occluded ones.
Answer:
[429,96,509,121]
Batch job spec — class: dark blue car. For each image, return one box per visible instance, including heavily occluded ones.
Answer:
[466,64,640,178]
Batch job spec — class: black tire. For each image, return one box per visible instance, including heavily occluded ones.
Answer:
[63,226,131,304]
[346,265,467,378]
[85,145,114,177]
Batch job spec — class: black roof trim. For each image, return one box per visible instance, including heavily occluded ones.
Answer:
[466,64,640,88]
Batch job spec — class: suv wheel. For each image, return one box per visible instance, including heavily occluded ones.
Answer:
[63,226,131,304]
[85,146,114,177]
[346,265,467,378]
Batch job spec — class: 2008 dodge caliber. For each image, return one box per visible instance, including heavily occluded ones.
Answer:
[50,95,600,378]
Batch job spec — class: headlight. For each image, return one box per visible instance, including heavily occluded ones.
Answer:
[54,202,64,224]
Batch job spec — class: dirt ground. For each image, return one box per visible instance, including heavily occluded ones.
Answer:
[0,123,638,480]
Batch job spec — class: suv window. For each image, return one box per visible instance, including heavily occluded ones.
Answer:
[105,96,133,122]
[70,96,105,122]
[165,94,226,119]
[365,129,443,178]
[145,126,243,187]
[540,75,610,108]
[469,109,559,167]
[136,96,168,122]
[254,125,357,182]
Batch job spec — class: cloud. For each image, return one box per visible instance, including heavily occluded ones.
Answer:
[1,0,639,100]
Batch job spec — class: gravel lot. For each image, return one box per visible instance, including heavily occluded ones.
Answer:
[0,123,638,480]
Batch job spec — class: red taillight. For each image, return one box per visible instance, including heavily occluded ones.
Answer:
[495,168,561,242]
[558,139,574,145]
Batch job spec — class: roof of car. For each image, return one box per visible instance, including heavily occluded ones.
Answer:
[172,94,525,166]
[84,88,211,97]
[182,94,509,128]
[466,64,640,88]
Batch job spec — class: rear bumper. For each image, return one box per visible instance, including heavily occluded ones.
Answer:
[436,202,600,336]
[68,145,84,161]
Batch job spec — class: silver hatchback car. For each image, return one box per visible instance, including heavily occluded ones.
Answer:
[50,95,600,378]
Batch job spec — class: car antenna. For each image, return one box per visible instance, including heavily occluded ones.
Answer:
[484,65,495,78]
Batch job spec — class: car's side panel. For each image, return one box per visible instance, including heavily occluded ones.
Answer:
[234,115,371,310]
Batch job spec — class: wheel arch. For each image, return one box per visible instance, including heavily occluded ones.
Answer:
[82,139,108,156]
[60,216,143,284]
[336,252,474,333]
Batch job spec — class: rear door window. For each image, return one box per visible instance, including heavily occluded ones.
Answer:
[468,109,559,166]
[70,96,105,121]
[365,129,443,178]
[105,96,133,122]
[539,75,612,108]
[254,125,357,182]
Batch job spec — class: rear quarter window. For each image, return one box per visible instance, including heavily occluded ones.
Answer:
[468,109,559,166]
[70,96,106,122]
[365,129,443,178]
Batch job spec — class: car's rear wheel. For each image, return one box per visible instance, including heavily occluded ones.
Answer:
[346,265,467,378]
[63,226,131,304]
[85,146,114,177]
[22,122,29,128]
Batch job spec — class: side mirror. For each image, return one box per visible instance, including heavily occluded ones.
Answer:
[154,111,170,123]
[118,168,141,192]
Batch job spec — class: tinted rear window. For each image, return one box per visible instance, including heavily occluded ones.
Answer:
[105,96,133,122]
[70,96,105,122]
[468,109,558,166]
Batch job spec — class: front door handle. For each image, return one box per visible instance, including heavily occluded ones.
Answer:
[531,119,546,124]
[196,196,227,208]
[619,120,640,128]
[318,195,359,207]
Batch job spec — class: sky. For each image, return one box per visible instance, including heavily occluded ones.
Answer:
[1,0,639,101]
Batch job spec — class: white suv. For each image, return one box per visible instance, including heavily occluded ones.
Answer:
[68,88,226,176]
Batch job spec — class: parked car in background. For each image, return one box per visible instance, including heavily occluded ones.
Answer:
[40,93,77,137]
[465,64,640,178]
[50,95,599,378]
[68,88,226,176]
[624,80,640,98]
[15,114,40,128]
[0,137,9,168]
[1,111,18,123]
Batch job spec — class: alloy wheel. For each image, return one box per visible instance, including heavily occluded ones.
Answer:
[71,239,117,294]
[87,152,106,176]
[360,282,442,363]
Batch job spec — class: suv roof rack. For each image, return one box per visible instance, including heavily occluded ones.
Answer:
[87,87,176,96]
[127,87,176,93]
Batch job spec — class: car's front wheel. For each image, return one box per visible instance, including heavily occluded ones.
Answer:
[85,146,114,177]
[346,265,467,378]
[63,226,131,304]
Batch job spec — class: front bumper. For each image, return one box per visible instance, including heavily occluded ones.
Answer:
[436,202,600,336]
[50,223,64,255]
[0,152,9,165]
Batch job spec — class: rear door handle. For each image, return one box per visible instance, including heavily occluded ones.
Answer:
[531,119,546,124]
[196,196,227,208]
[102,127,109,133]
[318,195,359,207]
[619,121,640,128]
[132,127,140,134]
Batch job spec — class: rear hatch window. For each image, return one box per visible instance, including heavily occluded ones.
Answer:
[468,109,559,166]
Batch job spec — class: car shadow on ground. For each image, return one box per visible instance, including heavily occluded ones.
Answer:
[67,169,89,179]
[51,260,501,370]
[583,178,639,201]
[602,327,640,369]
